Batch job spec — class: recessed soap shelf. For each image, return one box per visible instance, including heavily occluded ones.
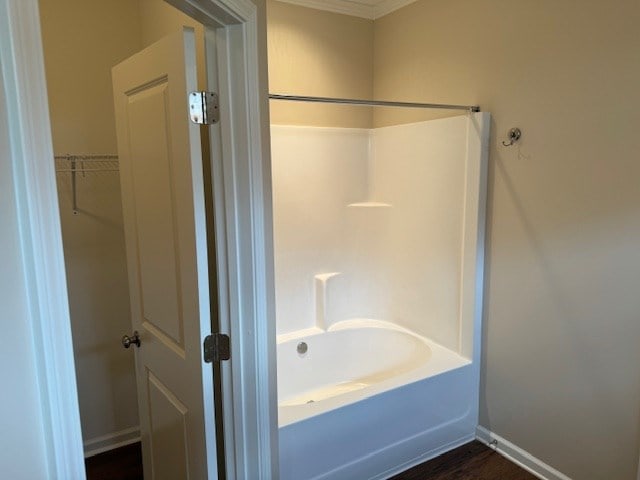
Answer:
[347,202,392,208]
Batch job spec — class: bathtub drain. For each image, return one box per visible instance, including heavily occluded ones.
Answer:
[297,342,308,354]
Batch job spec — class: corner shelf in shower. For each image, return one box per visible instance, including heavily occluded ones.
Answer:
[347,202,392,208]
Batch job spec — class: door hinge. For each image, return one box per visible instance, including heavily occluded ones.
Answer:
[189,91,220,125]
[204,333,230,363]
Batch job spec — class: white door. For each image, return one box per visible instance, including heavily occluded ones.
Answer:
[112,28,217,480]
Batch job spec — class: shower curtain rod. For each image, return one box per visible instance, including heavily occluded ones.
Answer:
[269,94,480,112]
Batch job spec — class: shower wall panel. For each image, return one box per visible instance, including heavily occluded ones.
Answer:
[369,116,468,351]
[271,126,369,334]
[272,116,471,353]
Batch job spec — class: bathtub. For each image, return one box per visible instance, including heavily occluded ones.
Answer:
[277,319,479,480]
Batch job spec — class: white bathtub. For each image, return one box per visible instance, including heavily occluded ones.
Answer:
[277,319,478,479]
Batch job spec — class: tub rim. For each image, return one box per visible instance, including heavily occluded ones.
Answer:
[276,318,471,427]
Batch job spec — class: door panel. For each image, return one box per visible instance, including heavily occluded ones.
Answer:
[127,80,183,347]
[147,371,189,480]
[112,28,216,479]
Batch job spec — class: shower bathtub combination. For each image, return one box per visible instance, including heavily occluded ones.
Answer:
[270,98,490,479]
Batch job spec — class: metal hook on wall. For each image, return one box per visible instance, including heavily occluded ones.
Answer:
[502,127,522,147]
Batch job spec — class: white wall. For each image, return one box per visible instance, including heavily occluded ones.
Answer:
[271,117,471,354]
[0,59,51,480]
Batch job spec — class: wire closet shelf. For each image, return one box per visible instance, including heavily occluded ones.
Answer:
[54,154,119,172]
[54,154,119,215]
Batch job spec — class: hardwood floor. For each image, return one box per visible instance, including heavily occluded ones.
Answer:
[85,440,535,479]
[85,443,143,480]
[391,441,537,480]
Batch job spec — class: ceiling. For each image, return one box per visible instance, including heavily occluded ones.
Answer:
[274,0,419,19]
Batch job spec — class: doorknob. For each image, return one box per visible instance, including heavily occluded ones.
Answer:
[122,331,141,349]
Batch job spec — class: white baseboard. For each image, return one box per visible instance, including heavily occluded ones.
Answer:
[476,426,572,480]
[83,426,141,458]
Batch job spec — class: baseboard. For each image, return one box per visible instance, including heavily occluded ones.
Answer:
[83,426,141,458]
[476,426,572,480]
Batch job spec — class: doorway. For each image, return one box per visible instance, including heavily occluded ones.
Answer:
[34,0,277,477]
[42,0,204,456]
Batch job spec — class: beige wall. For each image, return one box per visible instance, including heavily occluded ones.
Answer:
[267,0,374,128]
[39,0,143,446]
[137,0,207,89]
[40,0,142,153]
[374,1,640,478]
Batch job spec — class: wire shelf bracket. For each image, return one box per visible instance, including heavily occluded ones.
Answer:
[54,154,119,215]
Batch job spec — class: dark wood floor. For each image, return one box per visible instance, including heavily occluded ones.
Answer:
[391,441,537,480]
[86,440,535,479]
[85,443,143,480]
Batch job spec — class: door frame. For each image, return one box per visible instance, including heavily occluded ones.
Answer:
[0,0,277,478]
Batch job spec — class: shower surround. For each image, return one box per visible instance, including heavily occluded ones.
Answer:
[272,113,490,479]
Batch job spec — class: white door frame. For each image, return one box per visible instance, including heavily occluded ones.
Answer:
[174,1,279,478]
[0,0,277,478]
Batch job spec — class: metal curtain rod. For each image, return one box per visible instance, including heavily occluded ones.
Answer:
[269,94,480,112]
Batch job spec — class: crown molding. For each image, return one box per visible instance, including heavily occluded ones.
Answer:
[373,0,417,18]
[275,0,375,19]
[274,0,418,20]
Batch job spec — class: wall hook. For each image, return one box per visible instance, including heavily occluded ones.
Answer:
[502,127,522,147]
